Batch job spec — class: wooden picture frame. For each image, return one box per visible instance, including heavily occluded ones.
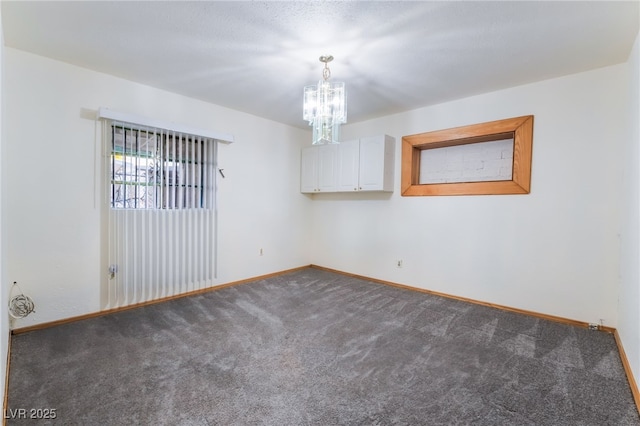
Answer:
[401,115,534,196]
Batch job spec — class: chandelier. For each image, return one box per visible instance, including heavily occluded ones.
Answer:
[303,55,347,144]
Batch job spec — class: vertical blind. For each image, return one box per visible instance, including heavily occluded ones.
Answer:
[103,120,218,309]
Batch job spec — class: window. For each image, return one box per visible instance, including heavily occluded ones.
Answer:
[100,109,232,309]
[401,115,533,196]
[418,138,514,184]
[110,125,214,209]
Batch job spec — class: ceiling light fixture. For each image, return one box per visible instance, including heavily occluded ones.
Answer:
[303,55,347,145]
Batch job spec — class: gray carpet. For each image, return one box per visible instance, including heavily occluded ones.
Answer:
[7,267,640,425]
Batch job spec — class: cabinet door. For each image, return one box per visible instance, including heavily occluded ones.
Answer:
[337,139,360,191]
[317,144,338,192]
[300,146,318,193]
[358,135,385,191]
[300,136,393,194]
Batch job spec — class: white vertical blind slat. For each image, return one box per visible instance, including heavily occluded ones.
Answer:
[212,141,218,279]
[141,128,148,302]
[177,131,183,209]
[160,210,167,298]
[185,137,192,290]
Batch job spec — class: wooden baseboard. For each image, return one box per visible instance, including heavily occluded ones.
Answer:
[12,265,310,335]
[16,263,614,335]
[309,264,615,333]
[6,264,640,416]
[3,330,11,426]
[311,265,640,413]
[613,330,640,415]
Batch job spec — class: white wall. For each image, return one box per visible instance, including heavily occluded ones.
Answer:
[0,5,7,409]
[312,63,629,327]
[3,48,312,327]
[619,31,640,392]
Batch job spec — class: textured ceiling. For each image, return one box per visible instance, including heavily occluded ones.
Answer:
[2,1,638,129]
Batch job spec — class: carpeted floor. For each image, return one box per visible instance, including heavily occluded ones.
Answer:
[7,267,640,425]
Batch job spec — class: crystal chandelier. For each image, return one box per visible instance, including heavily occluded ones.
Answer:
[303,55,347,144]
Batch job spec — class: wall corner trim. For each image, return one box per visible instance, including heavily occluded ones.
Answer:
[3,332,11,426]
[613,329,640,415]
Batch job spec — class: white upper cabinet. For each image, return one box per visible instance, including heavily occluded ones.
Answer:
[301,135,395,194]
[300,144,338,193]
[356,135,395,192]
[337,139,360,191]
[337,135,395,192]
[300,146,319,193]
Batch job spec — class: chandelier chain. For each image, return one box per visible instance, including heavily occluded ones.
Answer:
[323,64,331,81]
[320,55,333,81]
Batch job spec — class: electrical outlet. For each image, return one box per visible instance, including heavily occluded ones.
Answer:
[108,264,118,279]
[396,259,403,268]
[588,323,599,331]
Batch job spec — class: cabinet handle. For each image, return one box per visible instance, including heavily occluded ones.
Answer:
[359,187,362,190]
[354,188,357,191]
